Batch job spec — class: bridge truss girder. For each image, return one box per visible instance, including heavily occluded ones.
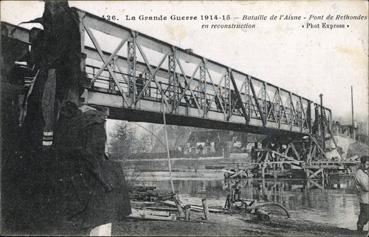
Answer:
[1,9,332,137]
[72,9,332,136]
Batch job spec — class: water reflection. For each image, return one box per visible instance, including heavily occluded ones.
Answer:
[136,176,362,230]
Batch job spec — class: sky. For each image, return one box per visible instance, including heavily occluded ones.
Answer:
[1,1,368,125]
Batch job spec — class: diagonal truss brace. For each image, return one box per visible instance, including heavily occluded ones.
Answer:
[229,70,250,124]
[83,22,129,106]
[135,37,171,110]
[249,76,266,126]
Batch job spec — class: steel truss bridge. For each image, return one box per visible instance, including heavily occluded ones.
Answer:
[1,9,332,137]
[78,9,332,137]
[2,8,342,174]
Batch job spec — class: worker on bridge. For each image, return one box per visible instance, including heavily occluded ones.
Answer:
[354,155,369,232]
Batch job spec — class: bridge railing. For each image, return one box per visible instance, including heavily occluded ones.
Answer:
[85,64,308,127]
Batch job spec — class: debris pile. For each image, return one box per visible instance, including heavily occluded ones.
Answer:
[129,186,176,202]
[128,184,290,224]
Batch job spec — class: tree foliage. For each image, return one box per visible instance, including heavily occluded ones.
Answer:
[109,121,156,160]
[109,121,137,160]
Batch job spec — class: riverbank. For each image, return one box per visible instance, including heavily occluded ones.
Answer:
[122,174,365,235]
[116,183,366,236]
[113,213,366,236]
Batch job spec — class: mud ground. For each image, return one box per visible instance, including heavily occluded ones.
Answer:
[113,212,367,236]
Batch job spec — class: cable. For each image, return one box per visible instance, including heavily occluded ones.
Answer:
[162,98,175,194]
[131,123,166,149]
[130,117,175,193]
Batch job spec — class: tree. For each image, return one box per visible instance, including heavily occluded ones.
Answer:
[109,121,137,160]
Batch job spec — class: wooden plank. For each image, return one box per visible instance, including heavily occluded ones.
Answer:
[145,207,178,212]
[129,208,176,221]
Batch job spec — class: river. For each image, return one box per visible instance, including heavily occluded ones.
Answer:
[128,172,364,231]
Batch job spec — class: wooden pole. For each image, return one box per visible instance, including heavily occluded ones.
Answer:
[351,86,355,140]
[174,194,185,217]
[184,205,191,221]
[261,163,265,179]
[202,198,209,220]
[319,94,325,151]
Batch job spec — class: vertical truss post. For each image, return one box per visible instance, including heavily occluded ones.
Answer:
[108,58,116,93]
[245,76,251,119]
[199,63,207,117]
[127,32,137,104]
[174,71,179,112]
[144,72,151,97]
[277,88,282,129]
[288,92,295,130]
[307,101,312,133]
[298,96,307,131]
[168,56,174,97]
[224,72,231,120]
[168,53,178,110]
[263,82,267,123]
[296,100,302,132]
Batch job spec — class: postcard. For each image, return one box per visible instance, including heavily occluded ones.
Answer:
[1,1,368,236]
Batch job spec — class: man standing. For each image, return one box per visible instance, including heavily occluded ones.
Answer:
[354,155,369,231]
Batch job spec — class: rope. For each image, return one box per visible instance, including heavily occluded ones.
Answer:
[133,102,176,194]
[131,123,166,148]
[162,98,175,194]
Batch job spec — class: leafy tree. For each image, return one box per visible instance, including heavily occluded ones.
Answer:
[109,121,137,160]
